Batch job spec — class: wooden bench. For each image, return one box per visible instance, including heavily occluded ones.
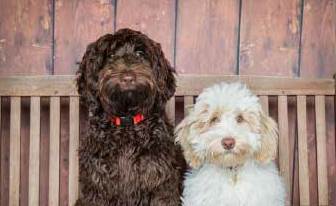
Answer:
[0,75,335,206]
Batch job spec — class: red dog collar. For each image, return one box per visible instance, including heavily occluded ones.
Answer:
[111,113,144,126]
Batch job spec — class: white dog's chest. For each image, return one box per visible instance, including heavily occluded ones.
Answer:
[182,163,285,206]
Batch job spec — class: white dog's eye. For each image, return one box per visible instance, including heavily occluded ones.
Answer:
[236,114,244,123]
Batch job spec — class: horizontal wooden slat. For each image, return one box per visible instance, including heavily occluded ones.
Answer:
[0,75,334,96]
[0,75,77,96]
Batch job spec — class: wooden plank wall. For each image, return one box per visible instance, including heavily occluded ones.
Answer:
[0,0,335,205]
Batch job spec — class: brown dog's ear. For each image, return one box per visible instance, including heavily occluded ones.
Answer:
[152,43,176,104]
[175,110,204,169]
[254,112,278,164]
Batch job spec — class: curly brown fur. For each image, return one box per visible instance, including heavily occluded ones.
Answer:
[75,28,186,206]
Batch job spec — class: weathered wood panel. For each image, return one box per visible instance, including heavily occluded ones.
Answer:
[0,0,52,75]
[0,98,10,206]
[20,98,30,206]
[39,98,50,206]
[60,98,69,206]
[9,97,21,206]
[29,97,40,206]
[176,0,239,74]
[0,75,334,96]
[239,0,301,76]
[300,1,336,204]
[116,0,175,63]
[69,97,79,206]
[54,0,114,74]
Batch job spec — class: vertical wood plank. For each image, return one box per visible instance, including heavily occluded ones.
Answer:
[259,96,269,115]
[176,0,239,74]
[49,97,60,206]
[300,0,336,78]
[59,98,69,206]
[39,97,50,206]
[184,96,194,116]
[1,97,10,206]
[0,0,52,75]
[54,0,114,74]
[9,97,21,206]
[69,97,79,206]
[239,0,301,76]
[28,97,40,206]
[315,95,328,205]
[297,95,310,205]
[116,0,175,63]
[278,95,290,203]
[166,97,175,125]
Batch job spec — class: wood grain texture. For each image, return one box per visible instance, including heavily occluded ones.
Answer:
[20,98,30,206]
[60,98,69,206]
[239,0,301,76]
[54,0,114,74]
[116,0,175,63]
[315,95,328,205]
[325,96,336,206]
[69,97,79,206]
[39,97,50,206]
[49,97,60,206]
[300,0,336,78]
[1,98,10,206]
[0,0,52,75]
[259,96,269,115]
[9,97,21,206]
[277,95,291,204]
[297,95,310,205]
[166,97,175,125]
[29,97,40,206]
[176,0,239,74]
[1,75,334,96]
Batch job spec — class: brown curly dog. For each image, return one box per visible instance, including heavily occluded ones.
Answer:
[75,28,186,206]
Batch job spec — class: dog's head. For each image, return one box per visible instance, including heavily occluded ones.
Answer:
[176,82,278,168]
[77,29,175,116]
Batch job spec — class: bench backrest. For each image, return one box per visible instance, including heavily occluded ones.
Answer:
[0,75,335,206]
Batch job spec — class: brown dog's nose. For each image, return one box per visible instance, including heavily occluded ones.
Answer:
[221,137,235,150]
[121,74,135,84]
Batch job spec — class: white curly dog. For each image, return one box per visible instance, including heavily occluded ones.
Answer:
[176,82,286,206]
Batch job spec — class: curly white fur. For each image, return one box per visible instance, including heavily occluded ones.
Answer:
[176,82,286,206]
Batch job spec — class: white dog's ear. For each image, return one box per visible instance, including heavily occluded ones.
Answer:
[175,109,204,169]
[254,112,278,164]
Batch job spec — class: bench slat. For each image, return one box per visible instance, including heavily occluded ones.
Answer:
[184,96,194,116]
[259,95,269,115]
[49,97,60,206]
[315,95,328,205]
[166,97,175,125]
[297,95,310,205]
[69,97,80,206]
[278,95,291,202]
[9,97,21,206]
[28,97,40,206]
[0,75,334,96]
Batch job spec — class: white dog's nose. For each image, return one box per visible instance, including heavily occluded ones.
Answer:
[221,137,235,150]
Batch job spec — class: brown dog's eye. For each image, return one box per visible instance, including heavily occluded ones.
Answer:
[209,116,219,124]
[236,114,244,123]
[135,51,144,57]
